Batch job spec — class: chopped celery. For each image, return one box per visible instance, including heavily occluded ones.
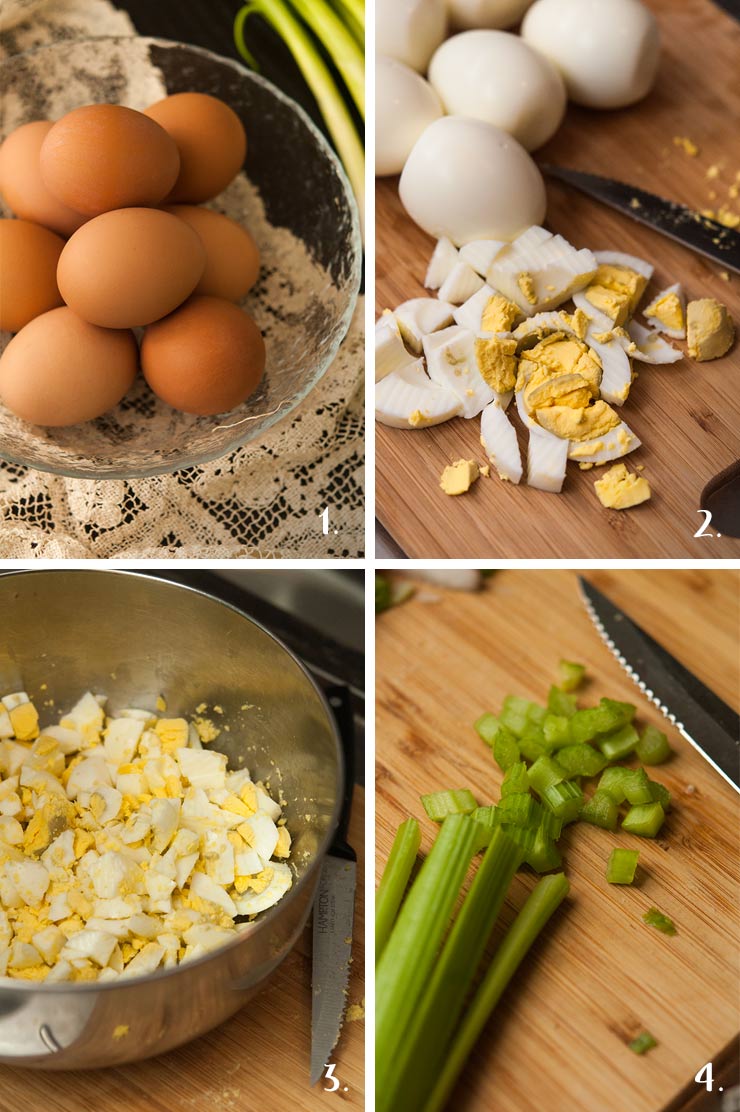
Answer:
[556,744,608,778]
[539,810,563,840]
[643,907,676,935]
[501,761,530,796]
[376,815,481,1103]
[389,828,523,1111]
[600,697,637,726]
[571,699,635,744]
[497,793,537,827]
[543,714,572,749]
[376,818,421,962]
[425,873,570,1112]
[622,768,653,805]
[519,725,547,763]
[629,1031,657,1054]
[541,780,584,823]
[606,848,639,884]
[527,754,567,796]
[527,703,548,727]
[421,789,477,822]
[375,574,392,614]
[499,697,529,737]
[472,805,497,828]
[636,724,672,765]
[648,780,671,812]
[500,823,537,855]
[622,802,665,838]
[494,729,521,772]
[524,822,562,873]
[598,723,639,761]
[558,660,586,692]
[474,712,501,747]
[547,685,578,718]
[579,790,619,831]
[598,766,630,804]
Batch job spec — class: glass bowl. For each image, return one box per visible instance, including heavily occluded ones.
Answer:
[0,36,362,478]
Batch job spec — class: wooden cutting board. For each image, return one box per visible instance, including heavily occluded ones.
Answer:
[0,790,365,1112]
[376,571,739,1112]
[375,0,740,558]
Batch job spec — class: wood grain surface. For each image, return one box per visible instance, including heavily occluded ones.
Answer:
[0,790,365,1112]
[375,0,740,559]
[376,570,740,1112]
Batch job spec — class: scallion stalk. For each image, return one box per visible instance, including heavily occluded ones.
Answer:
[375,817,420,961]
[289,0,365,115]
[423,873,570,1112]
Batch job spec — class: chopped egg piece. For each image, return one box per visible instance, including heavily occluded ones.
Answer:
[534,399,621,441]
[594,463,651,509]
[686,298,735,361]
[437,260,484,305]
[626,321,683,364]
[567,421,641,465]
[643,283,686,339]
[480,400,522,484]
[394,298,456,354]
[459,239,506,277]
[439,459,479,496]
[424,328,498,417]
[527,428,569,492]
[488,227,596,313]
[375,315,417,383]
[376,359,463,428]
[424,237,459,290]
[475,335,518,394]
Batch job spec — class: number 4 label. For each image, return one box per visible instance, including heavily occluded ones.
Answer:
[695,1061,714,1091]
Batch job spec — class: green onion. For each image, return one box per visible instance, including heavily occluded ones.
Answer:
[636,724,672,765]
[622,802,665,838]
[328,0,364,45]
[541,780,584,823]
[424,873,570,1112]
[606,848,639,884]
[500,761,530,796]
[621,767,653,805]
[648,780,671,811]
[556,743,608,778]
[527,754,567,796]
[391,829,523,1110]
[234,0,365,227]
[543,714,572,749]
[375,818,420,961]
[376,815,480,1105]
[598,723,639,761]
[421,789,477,821]
[643,907,677,935]
[547,685,578,717]
[629,1031,658,1054]
[558,660,585,692]
[579,789,619,831]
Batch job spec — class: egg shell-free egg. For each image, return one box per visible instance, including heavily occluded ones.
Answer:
[399,116,546,244]
[164,206,260,301]
[375,57,444,176]
[0,307,138,426]
[39,104,180,216]
[141,296,265,415]
[0,219,64,333]
[376,0,448,73]
[447,0,535,29]
[144,93,247,203]
[58,207,206,328]
[428,31,566,151]
[0,122,88,237]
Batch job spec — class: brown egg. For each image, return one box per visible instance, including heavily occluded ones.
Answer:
[0,121,88,237]
[58,207,205,328]
[0,219,65,332]
[0,307,137,426]
[164,205,260,300]
[144,93,247,203]
[40,104,180,216]
[141,295,265,415]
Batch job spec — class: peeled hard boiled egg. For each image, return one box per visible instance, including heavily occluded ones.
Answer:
[0,219,64,333]
[376,0,447,73]
[447,0,535,30]
[144,93,247,203]
[399,116,546,245]
[0,307,137,426]
[521,0,661,109]
[429,31,566,151]
[0,121,87,237]
[376,56,443,176]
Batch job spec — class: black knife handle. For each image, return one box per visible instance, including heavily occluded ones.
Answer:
[326,685,356,863]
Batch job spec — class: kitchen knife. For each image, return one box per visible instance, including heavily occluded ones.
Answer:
[311,685,357,1085]
[542,165,740,274]
[578,578,740,792]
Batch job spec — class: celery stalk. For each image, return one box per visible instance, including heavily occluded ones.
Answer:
[376,815,480,1110]
[375,818,420,961]
[424,873,570,1112]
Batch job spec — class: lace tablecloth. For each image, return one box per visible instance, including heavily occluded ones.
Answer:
[0,0,365,559]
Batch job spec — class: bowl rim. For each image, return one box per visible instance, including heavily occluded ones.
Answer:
[0,567,346,995]
[0,34,363,480]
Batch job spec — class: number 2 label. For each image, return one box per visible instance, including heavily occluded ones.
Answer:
[694,510,721,538]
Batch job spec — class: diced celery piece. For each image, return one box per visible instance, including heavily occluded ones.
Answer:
[636,724,672,765]
[500,823,537,855]
[570,699,636,744]
[600,698,637,727]
[543,715,572,749]
[474,712,503,747]
[527,755,567,796]
[547,685,577,718]
[606,848,639,884]
[493,729,521,772]
[622,768,653,805]
[622,802,665,838]
[499,698,529,738]
[502,695,531,717]
[518,725,547,763]
[648,780,671,812]
[629,1032,657,1054]
[526,704,548,727]
[556,744,608,778]
[471,806,498,849]
[598,766,631,804]
[539,810,563,840]
[643,907,676,935]
[500,762,530,796]
[541,780,584,823]
[497,793,537,828]
[524,822,563,873]
[579,790,618,831]
[421,789,477,822]
[558,660,585,692]
[569,707,603,744]
[598,723,639,761]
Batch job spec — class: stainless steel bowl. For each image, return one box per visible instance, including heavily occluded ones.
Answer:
[0,570,343,1068]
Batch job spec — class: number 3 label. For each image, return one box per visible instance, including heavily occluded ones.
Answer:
[324,1063,339,1092]
[694,510,721,538]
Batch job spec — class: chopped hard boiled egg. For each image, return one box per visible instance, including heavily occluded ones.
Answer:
[424,327,499,417]
[487,226,596,313]
[394,298,456,354]
[437,260,485,305]
[375,315,417,383]
[686,298,735,361]
[480,399,522,483]
[375,359,463,428]
[527,427,569,492]
[439,458,480,496]
[424,237,459,290]
[643,283,686,339]
[594,463,651,509]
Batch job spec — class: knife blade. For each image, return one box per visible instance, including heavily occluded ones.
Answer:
[311,686,357,1085]
[578,578,740,791]
[542,165,740,274]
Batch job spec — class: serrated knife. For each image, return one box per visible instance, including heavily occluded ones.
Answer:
[542,165,740,274]
[311,685,357,1085]
[579,578,740,792]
